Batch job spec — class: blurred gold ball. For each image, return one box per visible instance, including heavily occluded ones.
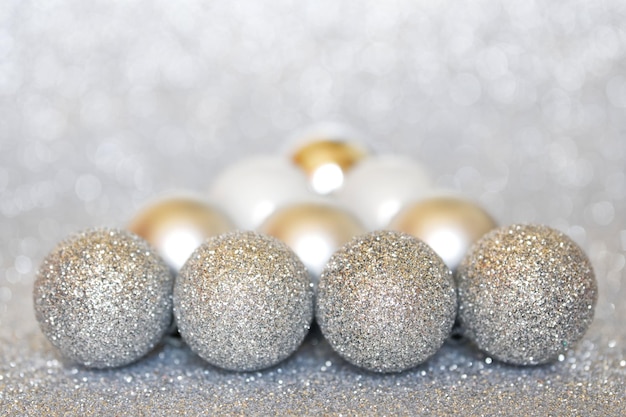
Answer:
[291,139,368,194]
[128,196,234,272]
[388,196,496,271]
[259,202,365,282]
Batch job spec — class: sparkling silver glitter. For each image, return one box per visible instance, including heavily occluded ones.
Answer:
[457,224,598,365]
[1,0,625,414]
[317,231,457,373]
[174,231,314,371]
[33,228,174,368]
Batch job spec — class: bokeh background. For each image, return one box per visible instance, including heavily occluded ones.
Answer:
[1,1,625,415]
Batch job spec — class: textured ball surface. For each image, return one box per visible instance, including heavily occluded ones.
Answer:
[457,224,598,365]
[316,231,457,373]
[33,228,174,368]
[174,231,314,372]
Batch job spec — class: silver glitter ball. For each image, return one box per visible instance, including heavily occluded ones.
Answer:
[316,231,457,373]
[174,231,314,371]
[457,224,598,365]
[33,228,174,368]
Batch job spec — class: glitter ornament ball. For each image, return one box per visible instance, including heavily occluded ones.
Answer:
[33,228,174,368]
[258,202,365,283]
[174,231,314,372]
[128,195,234,272]
[457,224,598,365]
[317,231,457,373]
[388,196,497,272]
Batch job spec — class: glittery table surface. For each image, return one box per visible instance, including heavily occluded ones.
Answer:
[1,1,625,415]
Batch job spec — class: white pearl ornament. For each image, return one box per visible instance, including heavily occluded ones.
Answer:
[209,156,315,230]
[336,155,431,230]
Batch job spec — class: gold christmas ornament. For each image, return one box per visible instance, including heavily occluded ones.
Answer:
[388,196,496,271]
[291,139,368,194]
